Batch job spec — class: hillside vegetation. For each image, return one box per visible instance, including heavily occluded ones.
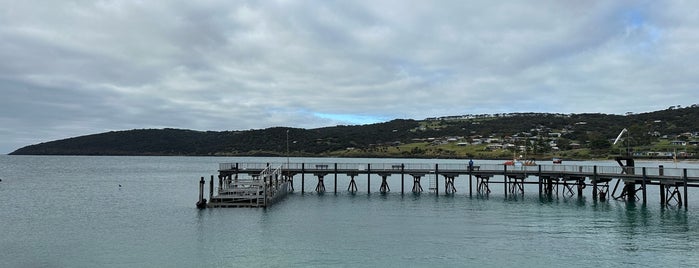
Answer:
[10,106,699,159]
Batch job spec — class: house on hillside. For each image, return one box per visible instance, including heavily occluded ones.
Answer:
[548,133,562,138]
[671,141,687,146]
[486,144,503,150]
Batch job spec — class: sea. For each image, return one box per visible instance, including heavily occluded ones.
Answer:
[1,155,698,267]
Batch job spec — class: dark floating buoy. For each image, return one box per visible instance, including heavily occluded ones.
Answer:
[118,184,122,187]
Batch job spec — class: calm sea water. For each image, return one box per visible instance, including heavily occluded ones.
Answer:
[1,155,698,267]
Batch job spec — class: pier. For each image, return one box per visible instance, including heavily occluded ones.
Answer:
[198,160,699,208]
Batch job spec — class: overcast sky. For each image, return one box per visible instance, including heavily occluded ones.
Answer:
[1,1,698,153]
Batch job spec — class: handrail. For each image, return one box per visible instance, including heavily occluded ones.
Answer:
[218,162,699,180]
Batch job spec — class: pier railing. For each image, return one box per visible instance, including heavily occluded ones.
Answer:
[219,162,699,181]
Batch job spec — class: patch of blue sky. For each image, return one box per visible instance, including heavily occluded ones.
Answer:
[313,112,387,125]
[624,9,646,28]
[620,8,662,53]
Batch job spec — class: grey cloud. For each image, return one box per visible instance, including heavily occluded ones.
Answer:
[1,1,698,153]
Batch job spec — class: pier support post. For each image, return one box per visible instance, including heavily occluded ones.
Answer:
[621,182,639,202]
[334,163,338,194]
[665,183,683,207]
[508,176,524,196]
[562,177,578,197]
[503,165,508,198]
[287,174,294,192]
[538,165,542,198]
[469,173,473,197]
[401,164,405,195]
[301,163,305,194]
[684,169,689,209]
[543,176,558,197]
[348,174,358,193]
[592,166,598,200]
[642,167,648,204]
[444,175,456,194]
[435,164,439,196]
[315,175,326,193]
[659,165,665,206]
[196,176,207,209]
[412,175,423,193]
[209,175,214,202]
[379,174,390,193]
[218,175,223,192]
[367,164,371,194]
[477,176,491,195]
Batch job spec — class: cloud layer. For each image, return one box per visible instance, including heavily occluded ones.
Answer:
[1,1,697,153]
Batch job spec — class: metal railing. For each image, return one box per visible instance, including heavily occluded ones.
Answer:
[217,162,699,181]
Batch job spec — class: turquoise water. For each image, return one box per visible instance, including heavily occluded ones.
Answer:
[1,156,698,267]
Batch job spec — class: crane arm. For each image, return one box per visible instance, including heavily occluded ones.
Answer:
[613,128,628,145]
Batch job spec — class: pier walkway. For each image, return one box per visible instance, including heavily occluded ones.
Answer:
[201,161,699,208]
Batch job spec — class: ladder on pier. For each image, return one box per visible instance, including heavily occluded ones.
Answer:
[428,173,437,193]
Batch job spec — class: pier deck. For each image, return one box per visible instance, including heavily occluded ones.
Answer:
[202,162,699,208]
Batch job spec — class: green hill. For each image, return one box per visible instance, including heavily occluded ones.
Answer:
[10,106,699,159]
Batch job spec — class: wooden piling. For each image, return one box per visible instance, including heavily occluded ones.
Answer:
[538,165,542,198]
[503,164,508,198]
[348,174,358,193]
[684,169,689,208]
[334,163,338,194]
[209,175,214,201]
[196,176,206,209]
[379,174,390,193]
[435,164,439,195]
[218,175,223,192]
[401,164,405,195]
[642,167,647,204]
[199,177,204,202]
[469,173,473,197]
[659,165,665,206]
[367,164,371,194]
[301,163,305,194]
[315,175,325,193]
[592,166,598,200]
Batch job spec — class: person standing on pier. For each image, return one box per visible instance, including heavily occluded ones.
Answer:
[468,159,474,171]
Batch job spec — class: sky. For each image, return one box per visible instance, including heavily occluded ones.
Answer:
[1,1,698,154]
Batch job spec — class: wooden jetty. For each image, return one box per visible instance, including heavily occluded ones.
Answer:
[198,159,699,208]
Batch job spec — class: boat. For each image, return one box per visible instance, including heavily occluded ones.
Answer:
[552,158,563,164]
[504,155,537,166]
[522,159,537,166]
